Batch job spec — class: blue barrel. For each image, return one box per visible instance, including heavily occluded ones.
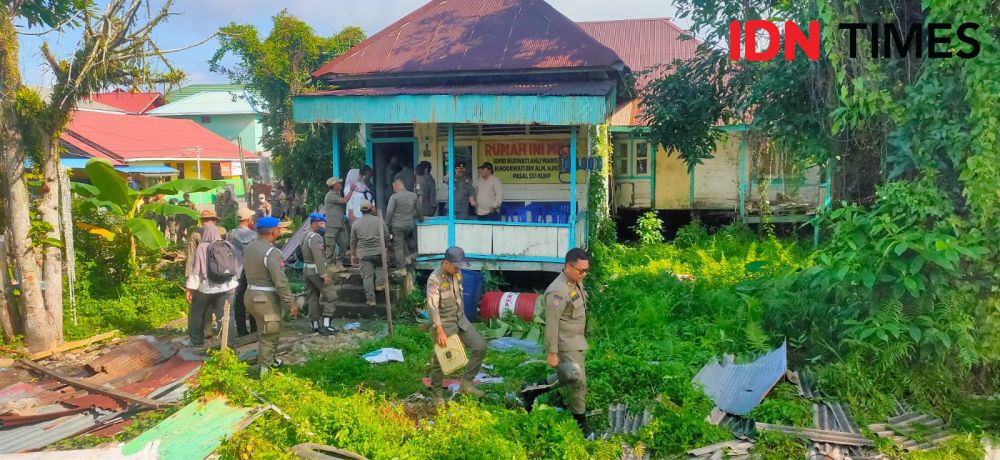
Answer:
[461,269,485,322]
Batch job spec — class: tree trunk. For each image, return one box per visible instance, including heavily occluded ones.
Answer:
[0,234,19,342]
[0,132,52,353]
[0,12,55,353]
[39,138,64,345]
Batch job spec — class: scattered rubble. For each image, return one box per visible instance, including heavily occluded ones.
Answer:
[688,440,754,459]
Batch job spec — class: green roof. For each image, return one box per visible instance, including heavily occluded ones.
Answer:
[165,84,244,103]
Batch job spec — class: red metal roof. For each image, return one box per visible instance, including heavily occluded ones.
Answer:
[312,0,624,79]
[90,89,165,114]
[304,81,615,97]
[62,111,256,162]
[577,18,701,126]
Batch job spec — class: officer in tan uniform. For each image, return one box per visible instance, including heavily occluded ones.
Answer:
[243,216,295,376]
[520,248,593,438]
[323,177,355,272]
[350,200,387,306]
[301,212,337,335]
[426,246,487,398]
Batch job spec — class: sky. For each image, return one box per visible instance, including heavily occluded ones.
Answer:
[17,0,691,88]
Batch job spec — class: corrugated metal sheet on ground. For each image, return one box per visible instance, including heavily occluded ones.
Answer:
[0,382,66,415]
[115,354,201,398]
[84,336,169,384]
[692,341,787,416]
[868,409,958,452]
[312,0,622,79]
[0,410,113,453]
[305,81,615,98]
[0,440,158,459]
[121,397,259,460]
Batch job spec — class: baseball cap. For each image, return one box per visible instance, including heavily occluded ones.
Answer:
[326,177,343,187]
[237,208,255,221]
[308,212,327,223]
[199,210,218,221]
[360,200,373,211]
[478,162,493,171]
[444,246,469,268]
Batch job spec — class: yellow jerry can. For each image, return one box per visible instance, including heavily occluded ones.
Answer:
[434,334,468,375]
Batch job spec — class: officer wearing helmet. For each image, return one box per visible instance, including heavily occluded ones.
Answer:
[521,248,594,438]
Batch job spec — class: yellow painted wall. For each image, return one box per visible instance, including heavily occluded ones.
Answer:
[653,145,690,209]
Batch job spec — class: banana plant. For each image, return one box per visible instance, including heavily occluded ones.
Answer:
[71,158,226,264]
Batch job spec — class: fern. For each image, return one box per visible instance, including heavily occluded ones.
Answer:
[744,321,771,354]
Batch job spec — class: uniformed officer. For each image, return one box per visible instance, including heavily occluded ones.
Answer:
[350,200,388,306]
[450,163,475,220]
[243,216,295,376]
[301,212,338,335]
[323,177,355,272]
[385,179,418,273]
[520,248,594,438]
[415,161,437,219]
[426,246,486,398]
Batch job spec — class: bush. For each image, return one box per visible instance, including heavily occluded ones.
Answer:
[633,211,663,245]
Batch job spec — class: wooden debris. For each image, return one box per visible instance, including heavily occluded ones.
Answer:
[688,440,754,458]
[755,423,874,447]
[28,330,118,361]
[17,359,172,409]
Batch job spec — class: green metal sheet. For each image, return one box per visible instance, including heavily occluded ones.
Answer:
[292,93,614,125]
[121,397,257,460]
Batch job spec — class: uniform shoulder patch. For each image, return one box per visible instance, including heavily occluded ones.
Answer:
[550,294,564,308]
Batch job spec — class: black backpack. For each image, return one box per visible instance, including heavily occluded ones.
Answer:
[206,239,238,283]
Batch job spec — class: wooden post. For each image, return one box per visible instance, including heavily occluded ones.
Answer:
[377,214,393,335]
[220,298,232,352]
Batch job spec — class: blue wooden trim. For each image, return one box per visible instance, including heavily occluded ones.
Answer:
[456,219,570,228]
[292,93,614,125]
[371,137,417,144]
[331,125,341,178]
[568,126,578,250]
[417,218,569,228]
[364,124,373,166]
[416,254,564,264]
[447,124,456,247]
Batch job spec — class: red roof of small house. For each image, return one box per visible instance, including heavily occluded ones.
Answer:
[61,111,256,162]
[89,89,165,114]
[312,0,624,80]
[577,18,701,126]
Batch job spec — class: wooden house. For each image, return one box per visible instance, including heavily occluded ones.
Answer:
[292,0,829,272]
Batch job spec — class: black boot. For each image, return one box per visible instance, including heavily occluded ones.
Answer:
[573,413,595,439]
[311,320,320,334]
[520,379,552,413]
[320,317,338,335]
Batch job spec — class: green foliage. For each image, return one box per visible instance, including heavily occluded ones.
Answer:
[587,124,616,245]
[752,432,809,460]
[65,251,186,340]
[633,211,663,245]
[210,13,365,212]
[194,340,619,459]
[72,159,225,264]
[640,59,728,171]
[747,384,812,427]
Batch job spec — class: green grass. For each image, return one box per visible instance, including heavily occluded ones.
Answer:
[172,222,994,458]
